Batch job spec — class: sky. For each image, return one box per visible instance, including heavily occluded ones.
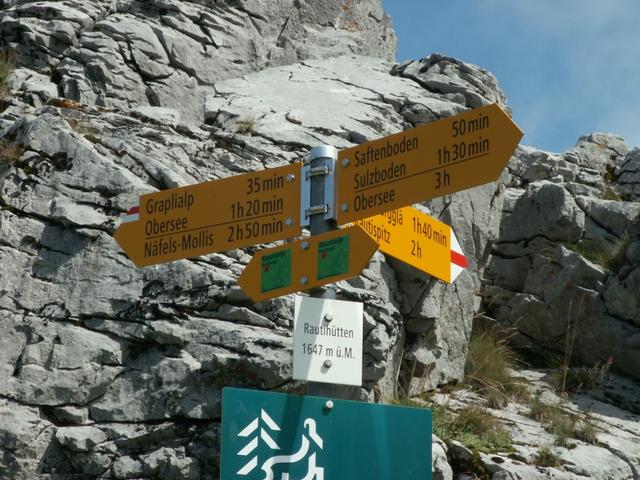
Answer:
[381,0,640,153]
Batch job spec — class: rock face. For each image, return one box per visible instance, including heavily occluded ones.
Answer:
[1,1,639,479]
[484,134,640,380]
[0,0,507,472]
[1,0,396,122]
[427,370,640,480]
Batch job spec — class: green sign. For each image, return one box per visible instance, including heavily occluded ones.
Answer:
[261,249,292,293]
[221,387,432,480]
[317,235,350,279]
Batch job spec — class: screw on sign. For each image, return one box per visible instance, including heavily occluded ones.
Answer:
[335,103,523,225]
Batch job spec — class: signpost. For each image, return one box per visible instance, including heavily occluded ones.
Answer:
[356,206,468,283]
[335,103,523,224]
[293,296,363,386]
[221,387,432,480]
[109,103,527,479]
[114,163,301,266]
[237,226,377,302]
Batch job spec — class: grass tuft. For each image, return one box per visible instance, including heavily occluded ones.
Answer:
[0,141,23,166]
[235,115,257,135]
[533,446,563,467]
[465,326,530,407]
[601,186,621,201]
[432,404,513,453]
[528,395,599,447]
[0,51,14,108]
[0,51,13,86]
[562,232,630,272]
[552,358,613,395]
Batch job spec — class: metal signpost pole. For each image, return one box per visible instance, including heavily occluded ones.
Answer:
[305,145,358,399]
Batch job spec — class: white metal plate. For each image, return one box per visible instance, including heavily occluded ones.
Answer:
[293,295,363,386]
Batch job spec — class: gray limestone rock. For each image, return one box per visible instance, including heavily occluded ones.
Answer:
[0,47,515,475]
[568,132,629,175]
[576,196,640,256]
[603,266,640,327]
[55,426,108,452]
[391,53,508,109]
[2,2,640,477]
[2,0,396,124]
[5,67,59,107]
[0,398,56,479]
[615,147,640,200]
[429,370,640,480]
[432,435,454,480]
[498,181,585,245]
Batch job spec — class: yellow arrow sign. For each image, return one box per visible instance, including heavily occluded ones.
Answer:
[114,163,301,266]
[238,226,377,302]
[355,206,467,283]
[336,103,523,224]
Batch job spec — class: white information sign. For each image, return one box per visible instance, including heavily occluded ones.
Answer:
[293,295,363,386]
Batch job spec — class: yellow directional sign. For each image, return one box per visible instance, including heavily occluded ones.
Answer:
[336,103,523,224]
[238,226,377,302]
[114,163,301,266]
[355,206,467,283]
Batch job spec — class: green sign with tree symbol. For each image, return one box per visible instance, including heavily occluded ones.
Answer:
[221,387,432,480]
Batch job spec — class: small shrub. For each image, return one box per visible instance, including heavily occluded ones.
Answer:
[533,446,563,467]
[450,449,491,480]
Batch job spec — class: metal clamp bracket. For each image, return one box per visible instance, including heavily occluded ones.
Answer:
[300,154,336,226]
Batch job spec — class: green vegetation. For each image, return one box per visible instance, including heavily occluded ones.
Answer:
[562,232,630,272]
[605,231,631,272]
[600,165,621,200]
[465,326,530,408]
[449,449,492,480]
[533,446,563,468]
[528,395,599,447]
[0,51,13,87]
[432,403,513,453]
[552,359,613,395]
[601,186,621,201]
[551,292,612,396]
[0,51,14,111]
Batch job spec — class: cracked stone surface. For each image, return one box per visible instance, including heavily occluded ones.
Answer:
[483,132,640,381]
[1,0,396,123]
[0,48,511,477]
[426,370,640,480]
[1,1,639,479]
[616,147,640,200]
